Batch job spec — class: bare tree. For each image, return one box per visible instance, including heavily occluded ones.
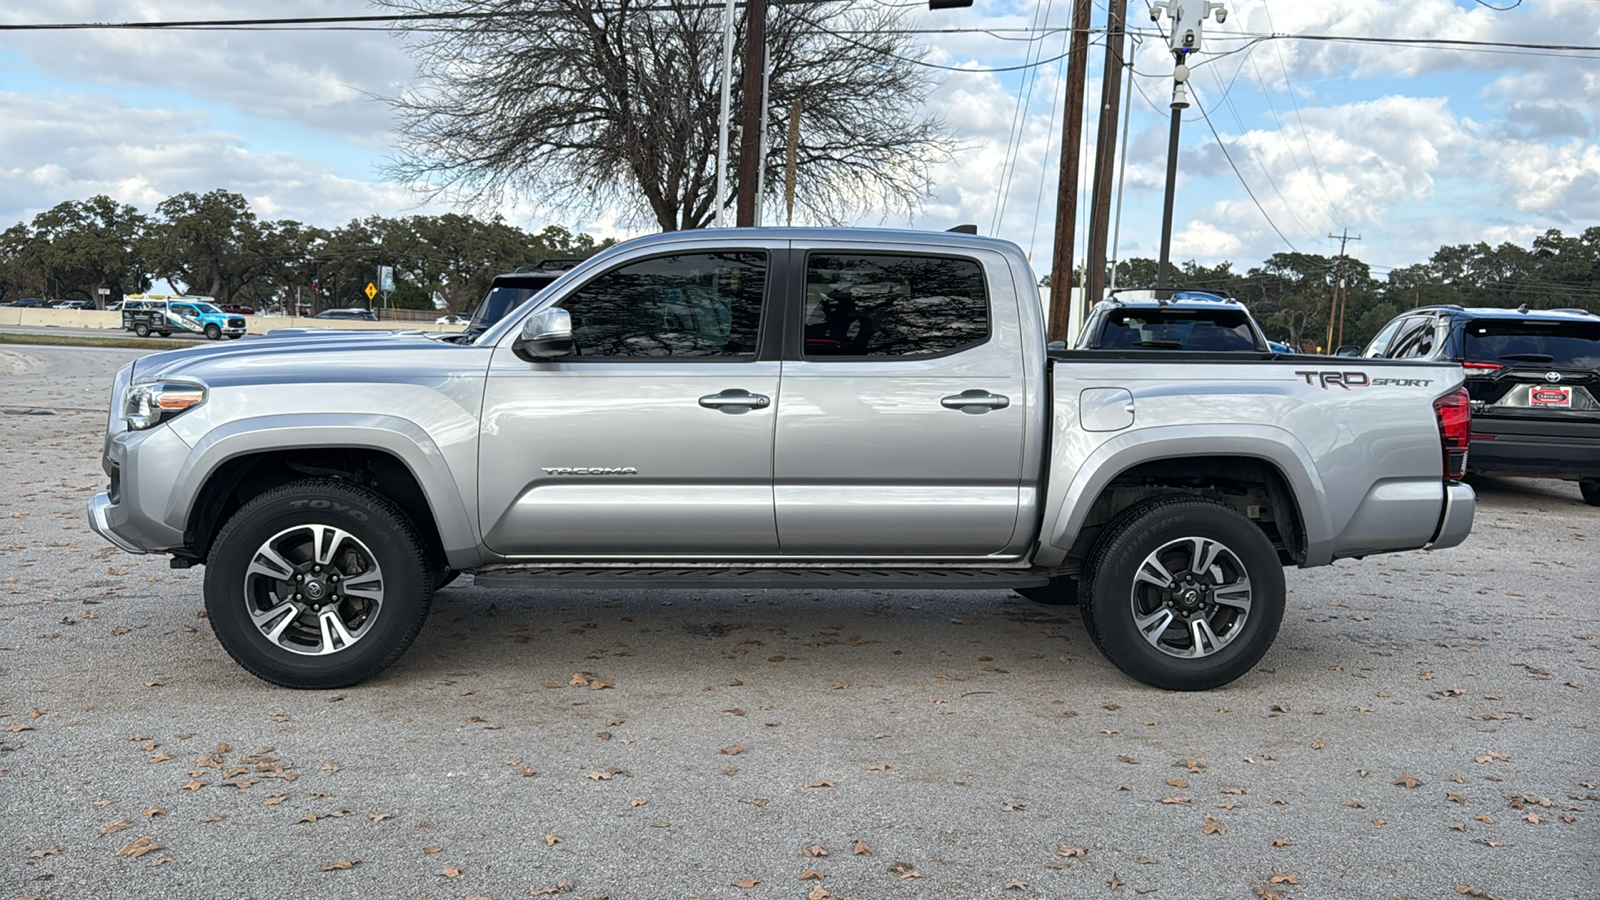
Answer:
[380,0,953,231]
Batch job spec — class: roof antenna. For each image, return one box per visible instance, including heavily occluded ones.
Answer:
[946,224,978,235]
[1516,303,1528,314]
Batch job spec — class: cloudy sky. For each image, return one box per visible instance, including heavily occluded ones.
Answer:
[2,0,1597,280]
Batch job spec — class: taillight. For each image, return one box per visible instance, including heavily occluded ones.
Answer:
[1433,388,1471,481]
[1461,361,1502,372]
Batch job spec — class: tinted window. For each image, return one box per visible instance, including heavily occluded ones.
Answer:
[803,254,988,358]
[1097,308,1259,351]
[1463,319,1600,368]
[1362,317,1405,358]
[1386,317,1437,359]
[172,305,196,316]
[557,251,765,358]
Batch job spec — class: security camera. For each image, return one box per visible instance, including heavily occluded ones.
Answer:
[1214,7,1227,23]
[1150,5,1162,21]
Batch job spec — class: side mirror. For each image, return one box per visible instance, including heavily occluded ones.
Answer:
[513,308,574,360]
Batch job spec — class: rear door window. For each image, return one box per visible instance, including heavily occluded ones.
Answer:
[802,253,988,358]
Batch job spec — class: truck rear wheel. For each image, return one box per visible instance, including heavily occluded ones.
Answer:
[204,324,222,340]
[1581,479,1600,507]
[133,322,150,337]
[1079,495,1284,691]
[203,479,433,689]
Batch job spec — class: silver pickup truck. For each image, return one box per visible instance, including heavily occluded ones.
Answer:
[88,228,1475,691]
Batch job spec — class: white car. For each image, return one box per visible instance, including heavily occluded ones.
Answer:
[436,313,467,325]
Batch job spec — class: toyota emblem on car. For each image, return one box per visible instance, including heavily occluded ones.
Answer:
[1545,372,1562,383]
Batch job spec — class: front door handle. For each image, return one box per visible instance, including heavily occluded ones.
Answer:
[699,388,771,414]
[941,390,1010,414]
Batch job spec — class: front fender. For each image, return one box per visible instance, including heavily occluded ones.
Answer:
[170,413,482,567]
[1036,424,1335,568]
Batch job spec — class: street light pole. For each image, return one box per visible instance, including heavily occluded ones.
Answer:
[713,0,738,228]
[1149,0,1226,297]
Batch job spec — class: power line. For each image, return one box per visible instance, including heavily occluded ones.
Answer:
[1187,82,1299,253]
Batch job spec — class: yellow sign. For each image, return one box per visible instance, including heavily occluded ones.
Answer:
[364,283,378,301]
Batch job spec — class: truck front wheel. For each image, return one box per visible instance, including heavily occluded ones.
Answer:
[1580,479,1600,507]
[203,479,434,689]
[204,324,222,340]
[1079,496,1284,691]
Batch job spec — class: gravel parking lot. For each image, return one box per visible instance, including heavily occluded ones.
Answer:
[2,344,1596,900]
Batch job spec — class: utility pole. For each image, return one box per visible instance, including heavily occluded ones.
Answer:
[784,99,801,226]
[1323,228,1360,351]
[1150,1,1228,297]
[713,0,738,228]
[1046,0,1094,343]
[1085,0,1128,308]
[735,0,768,227]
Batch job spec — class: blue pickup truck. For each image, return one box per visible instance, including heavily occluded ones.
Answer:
[121,296,247,340]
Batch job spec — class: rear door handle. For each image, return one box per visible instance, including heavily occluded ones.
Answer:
[941,390,1010,414]
[699,388,771,414]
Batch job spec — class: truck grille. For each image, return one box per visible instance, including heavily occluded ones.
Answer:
[227,318,246,328]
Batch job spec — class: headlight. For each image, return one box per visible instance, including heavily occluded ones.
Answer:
[126,382,206,430]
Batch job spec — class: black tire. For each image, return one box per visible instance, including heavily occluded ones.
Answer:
[1015,578,1078,605]
[157,331,171,337]
[225,333,243,340]
[204,324,222,340]
[203,479,433,689]
[1080,495,1285,691]
[1581,480,1600,507]
[133,322,150,337]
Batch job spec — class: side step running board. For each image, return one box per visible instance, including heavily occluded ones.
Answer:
[470,567,1051,592]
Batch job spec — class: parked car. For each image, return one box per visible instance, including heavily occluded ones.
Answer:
[314,308,379,321]
[7,297,48,308]
[55,300,96,310]
[89,228,1474,691]
[436,312,468,325]
[105,301,125,312]
[440,258,585,344]
[1075,291,1272,352]
[220,304,256,316]
[121,296,247,340]
[1363,304,1600,505]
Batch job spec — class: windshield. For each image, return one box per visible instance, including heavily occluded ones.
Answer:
[470,286,541,331]
[1099,308,1260,351]
[1463,320,1600,368]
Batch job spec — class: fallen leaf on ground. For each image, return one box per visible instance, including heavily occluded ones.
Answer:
[722,744,747,756]
[1202,814,1227,835]
[803,844,828,857]
[733,877,759,888]
[808,780,834,789]
[1271,872,1299,885]
[1058,845,1086,858]
[1394,773,1424,789]
[263,794,287,806]
[808,885,830,900]
[319,858,357,871]
[888,861,920,879]
[852,840,872,856]
[1269,838,1292,847]
[1004,879,1028,890]
[441,866,461,877]
[141,806,164,818]
[545,832,561,847]
[115,836,161,859]
[800,869,825,880]
[100,820,134,835]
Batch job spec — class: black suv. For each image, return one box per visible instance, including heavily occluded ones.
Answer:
[1362,305,1600,505]
[443,258,584,344]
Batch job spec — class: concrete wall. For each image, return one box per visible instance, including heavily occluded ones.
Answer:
[0,307,466,335]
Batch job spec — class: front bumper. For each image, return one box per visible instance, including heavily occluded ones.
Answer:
[88,492,148,554]
[1426,482,1475,551]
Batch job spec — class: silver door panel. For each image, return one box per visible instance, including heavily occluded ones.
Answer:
[480,360,781,555]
